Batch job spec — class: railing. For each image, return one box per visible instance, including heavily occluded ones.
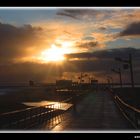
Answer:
[0,88,89,130]
[0,103,63,129]
[114,94,140,129]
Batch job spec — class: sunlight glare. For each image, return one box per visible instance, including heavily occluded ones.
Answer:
[41,44,66,62]
[39,41,75,63]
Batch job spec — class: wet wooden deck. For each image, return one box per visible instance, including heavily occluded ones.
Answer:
[38,90,134,131]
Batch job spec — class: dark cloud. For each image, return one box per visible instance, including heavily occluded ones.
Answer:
[98,27,107,30]
[66,47,140,60]
[56,9,107,20]
[57,12,79,20]
[66,52,95,59]
[64,47,140,83]
[0,47,140,83]
[76,41,98,49]
[0,62,64,83]
[118,22,140,37]
[63,31,72,35]
[0,22,44,63]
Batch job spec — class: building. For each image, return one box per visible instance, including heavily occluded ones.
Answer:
[56,80,72,89]
[91,80,98,89]
[91,80,98,84]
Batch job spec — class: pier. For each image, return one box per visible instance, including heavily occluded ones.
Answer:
[0,86,139,131]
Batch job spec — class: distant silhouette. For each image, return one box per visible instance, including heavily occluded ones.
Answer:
[29,80,34,86]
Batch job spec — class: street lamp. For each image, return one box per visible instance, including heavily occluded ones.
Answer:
[111,68,122,88]
[78,72,88,84]
[106,77,110,88]
[115,53,134,88]
[107,76,113,88]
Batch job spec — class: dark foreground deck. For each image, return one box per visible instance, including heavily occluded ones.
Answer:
[38,90,134,131]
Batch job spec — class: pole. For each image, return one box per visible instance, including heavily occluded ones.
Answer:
[119,68,122,88]
[109,76,113,88]
[110,77,113,88]
[107,76,113,88]
[80,73,82,84]
[89,77,91,84]
[107,78,110,88]
[129,53,134,88]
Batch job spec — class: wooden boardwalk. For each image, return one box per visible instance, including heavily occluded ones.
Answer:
[39,90,134,131]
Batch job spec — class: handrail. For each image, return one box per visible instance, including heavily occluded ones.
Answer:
[0,103,55,116]
[0,103,59,129]
[115,96,140,113]
[0,90,87,129]
[0,95,75,117]
[109,88,140,128]
[108,88,140,113]
[0,106,37,116]
[108,88,140,128]
[61,97,73,103]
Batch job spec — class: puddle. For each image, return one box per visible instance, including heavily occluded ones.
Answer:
[23,101,73,110]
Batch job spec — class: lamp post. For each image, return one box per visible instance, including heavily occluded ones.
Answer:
[78,72,88,84]
[115,53,134,88]
[111,68,122,88]
[129,54,134,88]
[107,76,113,88]
[106,77,110,88]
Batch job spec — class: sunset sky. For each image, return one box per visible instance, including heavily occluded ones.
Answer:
[0,8,140,84]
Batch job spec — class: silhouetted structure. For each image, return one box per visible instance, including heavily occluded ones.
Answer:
[91,79,98,91]
[56,80,72,89]
[115,53,134,88]
[111,68,122,88]
[29,80,34,86]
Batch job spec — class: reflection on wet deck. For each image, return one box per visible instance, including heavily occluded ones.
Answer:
[23,101,73,111]
[43,91,134,131]
[37,114,64,130]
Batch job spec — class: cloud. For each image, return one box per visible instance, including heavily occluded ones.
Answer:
[0,22,46,63]
[82,36,95,41]
[73,32,114,51]
[91,32,111,42]
[0,21,91,64]
[98,27,107,30]
[56,12,79,20]
[118,22,140,37]
[65,52,95,59]
[76,41,98,49]
[56,9,107,20]
[63,47,140,83]
[90,32,114,48]
[0,47,140,83]
[57,9,140,34]
[66,47,139,60]
[0,62,64,83]
[94,9,140,30]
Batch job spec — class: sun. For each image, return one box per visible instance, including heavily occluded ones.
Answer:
[40,45,65,62]
[38,41,76,63]
[40,42,74,63]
